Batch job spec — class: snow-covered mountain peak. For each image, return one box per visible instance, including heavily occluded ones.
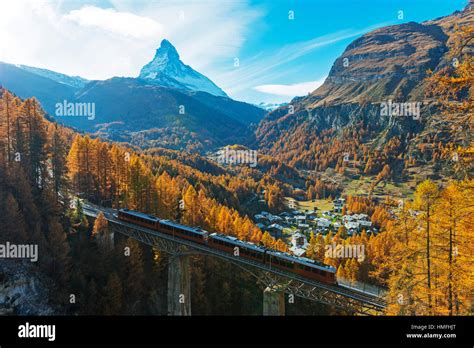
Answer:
[150,39,180,68]
[138,39,227,97]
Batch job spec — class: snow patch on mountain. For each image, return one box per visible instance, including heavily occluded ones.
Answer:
[256,102,288,111]
[17,65,89,89]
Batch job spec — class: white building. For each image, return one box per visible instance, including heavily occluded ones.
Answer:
[353,213,369,220]
[334,198,345,212]
[290,232,308,257]
[342,215,355,223]
[344,221,359,230]
[298,223,310,230]
[295,215,306,223]
[268,215,283,223]
[267,223,284,237]
[317,218,331,228]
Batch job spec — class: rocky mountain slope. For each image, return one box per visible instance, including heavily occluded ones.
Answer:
[0,260,56,315]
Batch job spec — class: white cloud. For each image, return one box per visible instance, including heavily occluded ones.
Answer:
[254,78,326,97]
[64,6,163,39]
[0,0,263,81]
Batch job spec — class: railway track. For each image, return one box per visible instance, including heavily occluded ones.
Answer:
[82,203,386,312]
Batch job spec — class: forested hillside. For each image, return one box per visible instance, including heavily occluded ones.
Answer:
[0,89,293,314]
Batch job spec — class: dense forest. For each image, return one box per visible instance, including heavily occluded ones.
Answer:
[0,87,471,315]
[305,181,473,315]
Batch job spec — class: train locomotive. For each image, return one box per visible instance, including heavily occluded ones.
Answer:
[117,208,336,284]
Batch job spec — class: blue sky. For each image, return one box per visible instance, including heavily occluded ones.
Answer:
[0,0,468,104]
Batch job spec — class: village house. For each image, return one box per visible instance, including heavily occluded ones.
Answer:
[304,210,317,220]
[352,213,369,220]
[322,211,335,218]
[295,215,306,223]
[317,218,331,228]
[279,212,293,219]
[334,198,345,213]
[342,213,372,233]
[359,220,372,228]
[290,231,308,257]
[254,214,266,222]
[267,215,283,223]
[298,223,310,231]
[344,221,359,231]
[267,223,284,238]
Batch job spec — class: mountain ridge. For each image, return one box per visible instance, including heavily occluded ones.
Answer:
[64,77,261,151]
[0,41,264,152]
[17,64,89,89]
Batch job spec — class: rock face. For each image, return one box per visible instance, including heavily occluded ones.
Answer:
[329,22,447,81]
[316,22,447,105]
[307,5,472,106]
[139,39,228,97]
[0,260,56,315]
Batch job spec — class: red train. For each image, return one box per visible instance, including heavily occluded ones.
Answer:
[117,208,336,284]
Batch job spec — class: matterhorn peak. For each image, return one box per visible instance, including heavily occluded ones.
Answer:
[138,39,227,98]
[154,39,180,62]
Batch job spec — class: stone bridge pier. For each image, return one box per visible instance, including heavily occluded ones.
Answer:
[263,285,285,316]
[167,254,191,316]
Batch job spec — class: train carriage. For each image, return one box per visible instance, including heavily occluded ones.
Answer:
[209,233,265,263]
[159,219,208,244]
[117,208,336,285]
[266,250,336,284]
[118,208,159,230]
[118,209,209,244]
